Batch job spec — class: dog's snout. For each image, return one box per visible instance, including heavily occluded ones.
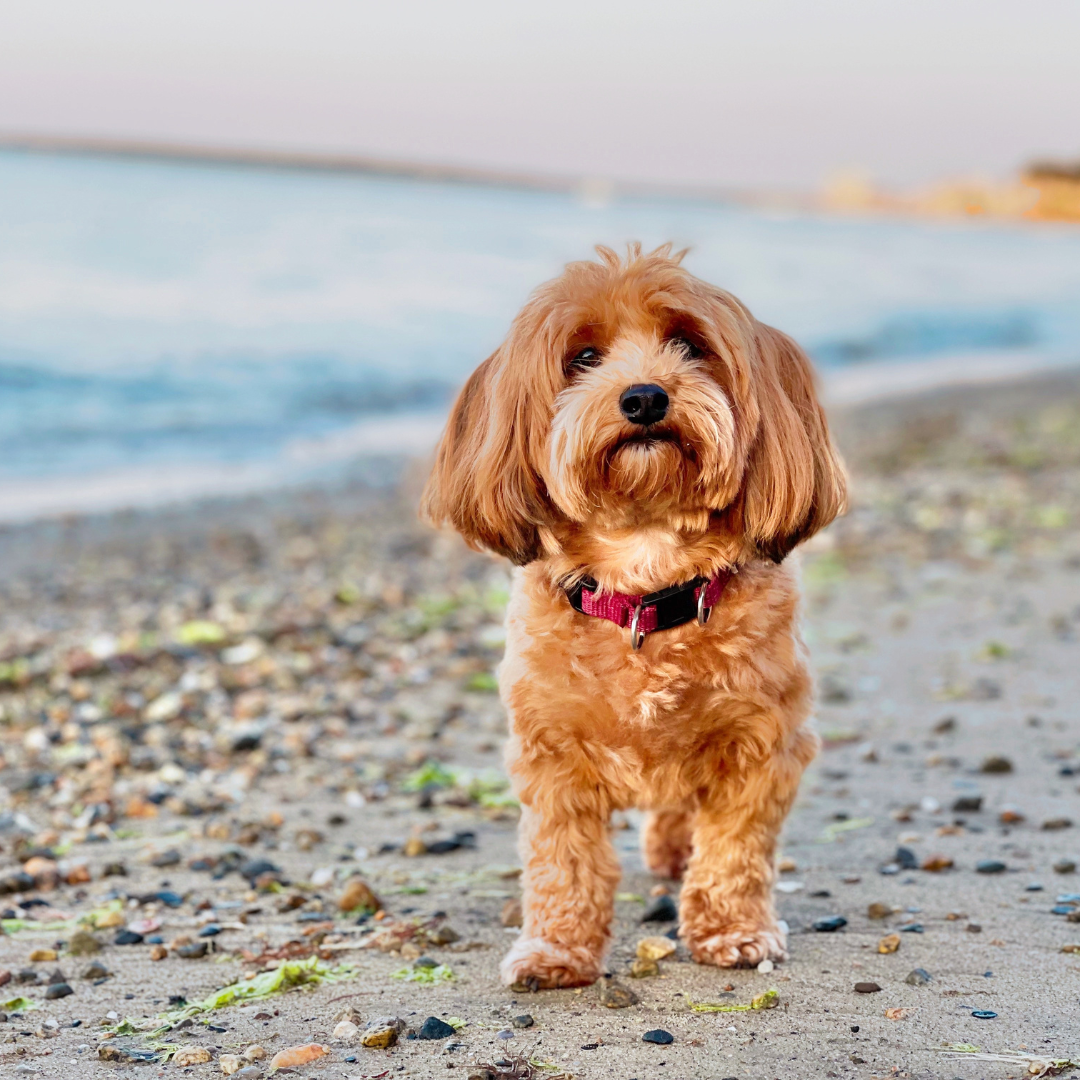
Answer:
[619,384,669,426]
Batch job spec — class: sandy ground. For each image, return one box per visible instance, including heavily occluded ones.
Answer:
[1,371,1080,1080]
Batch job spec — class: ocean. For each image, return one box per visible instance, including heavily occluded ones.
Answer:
[2,147,1079,520]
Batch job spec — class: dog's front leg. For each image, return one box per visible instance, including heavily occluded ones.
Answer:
[678,724,817,968]
[500,797,620,989]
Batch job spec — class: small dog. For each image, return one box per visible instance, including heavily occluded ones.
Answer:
[423,244,846,988]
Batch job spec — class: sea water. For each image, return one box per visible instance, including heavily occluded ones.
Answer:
[1,147,1079,519]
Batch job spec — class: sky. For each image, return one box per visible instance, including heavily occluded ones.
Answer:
[1,0,1078,191]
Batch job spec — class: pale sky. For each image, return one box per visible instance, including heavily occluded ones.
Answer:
[1,0,1078,190]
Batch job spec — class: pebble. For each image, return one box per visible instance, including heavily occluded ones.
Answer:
[219,1055,242,1075]
[599,976,639,1008]
[243,1045,267,1061]
[756,958,774,973]
[267,1044,328,1069]
[333,1019,359,1041]
[636,936,677,961]
[496,1029,514,1039]
[895,847,918,870]
[150,945,168,961]
[1054,860,1077,874]
[630,957,659,978]
[921,855,953,872]
[976,860,1007,874]
[877,934,901,954]
[1042,818,1073,831]
[44,982,73,999]
[173,1047,213,1066]
[65,931,102,957]
[867,902,892,919]
[641,894,678,922]
[176,942,209,959]
[360,1017,406,1048]
[642,1028,674,1044]
[952,796,983,813]
[813,916,847,932]
[511,1015,534,1029]
[28,949,56,963]
[418,1016,457,1040]
[980,756,1013,773]
[114,930,144,945]
[854,982,882,993]
[338,878,380,913]
[81,961,109,980]
[904,968,932,985]
[500,899,523,928]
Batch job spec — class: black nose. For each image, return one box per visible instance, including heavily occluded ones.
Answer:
[619,383,669,426]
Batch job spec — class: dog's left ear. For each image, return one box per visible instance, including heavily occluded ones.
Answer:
[739,324,847,562]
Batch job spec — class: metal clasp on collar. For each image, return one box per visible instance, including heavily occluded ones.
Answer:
[697,581,711,626]
[629,603,646,650]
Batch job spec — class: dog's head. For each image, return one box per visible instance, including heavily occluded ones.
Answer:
[422,244,846,566]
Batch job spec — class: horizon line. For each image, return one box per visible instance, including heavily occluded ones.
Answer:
[0,131,781,206]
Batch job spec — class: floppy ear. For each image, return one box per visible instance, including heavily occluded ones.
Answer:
[740,324,847,562]
[420,350,547,566]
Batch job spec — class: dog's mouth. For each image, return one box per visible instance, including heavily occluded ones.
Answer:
[614,429,682,451]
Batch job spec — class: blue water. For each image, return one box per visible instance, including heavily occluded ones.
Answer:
[2,147,1080,494]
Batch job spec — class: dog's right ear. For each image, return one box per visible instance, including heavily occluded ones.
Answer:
[421,350,547,565]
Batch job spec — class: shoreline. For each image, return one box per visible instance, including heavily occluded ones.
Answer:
[0,354,1076,530]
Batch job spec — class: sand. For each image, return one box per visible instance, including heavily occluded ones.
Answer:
[1,369,1079,1080]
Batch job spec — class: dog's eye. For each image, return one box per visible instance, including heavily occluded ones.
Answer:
[669,335,706,360]
[569,346,603,370]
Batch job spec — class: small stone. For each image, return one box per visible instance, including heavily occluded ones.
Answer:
[150,945,167,961]
[641,894,678,923]
[176,942,209,959]
[630,957,660,978]
[511,1015,534,1029]
[242,1045,267,1061]
[418,1016,457,1040]
[65,931,102,957]
[174,1047,213,1066]
[980,756,1013,774]
[867,902,892,920]
[813,916,847,932]
[1055,860,1078,874]
[235,1070,262,1080]
[854,982,881,993]
[642,1028,674,1045]
[333,1019,359,1041]
[598,977,639,1008]
[239,859,281,883]
[636,936,677,961]
[338,878,380,913]
[403,837,427,857]
[895,847,918,870]
[952,796,983,813]
[94,910,125,929]
[500,899,523,928]
[497,1029,514,1039]
[267,1044,328,1069]
[360,1017,406,1048]
[114,930,144,946]
[150,849,182,868]
[44,982,73,999]
[967,923,983,933]
[905,968,932,985]
[976,860,1007,874]
[219,1054,242,1075]
[878,934,901,954]
[999,809,1025,824]
[81,961,109,979]
[428,924,461,945]
[921,855,953,872]
[1042,818,1073,831]
[757,958,774,973]
[28,949,57,963]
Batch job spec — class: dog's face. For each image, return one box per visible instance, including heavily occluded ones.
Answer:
[423,245,846,567]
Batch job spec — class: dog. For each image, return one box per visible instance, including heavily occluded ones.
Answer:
[422,244,846,988]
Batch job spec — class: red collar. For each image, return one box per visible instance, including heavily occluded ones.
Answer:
[565,569,733,650]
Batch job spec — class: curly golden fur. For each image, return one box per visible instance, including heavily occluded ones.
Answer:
[423,244,846,987]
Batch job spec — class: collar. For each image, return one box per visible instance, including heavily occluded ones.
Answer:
[565,568,733,650]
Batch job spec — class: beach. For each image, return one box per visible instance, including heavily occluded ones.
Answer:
[0,367,1079,1079]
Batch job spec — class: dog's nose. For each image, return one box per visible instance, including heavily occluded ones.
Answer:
[619,384,669,426]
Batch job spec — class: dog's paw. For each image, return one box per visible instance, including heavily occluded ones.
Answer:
[684,923,788,968]
[499,935,604,989]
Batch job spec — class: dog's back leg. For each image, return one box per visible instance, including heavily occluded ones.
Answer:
[641,807,694,880]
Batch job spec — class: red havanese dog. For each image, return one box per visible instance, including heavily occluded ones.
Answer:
[422,244,846,988]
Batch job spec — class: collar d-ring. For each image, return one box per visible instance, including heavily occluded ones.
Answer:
[629,603,646,650]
